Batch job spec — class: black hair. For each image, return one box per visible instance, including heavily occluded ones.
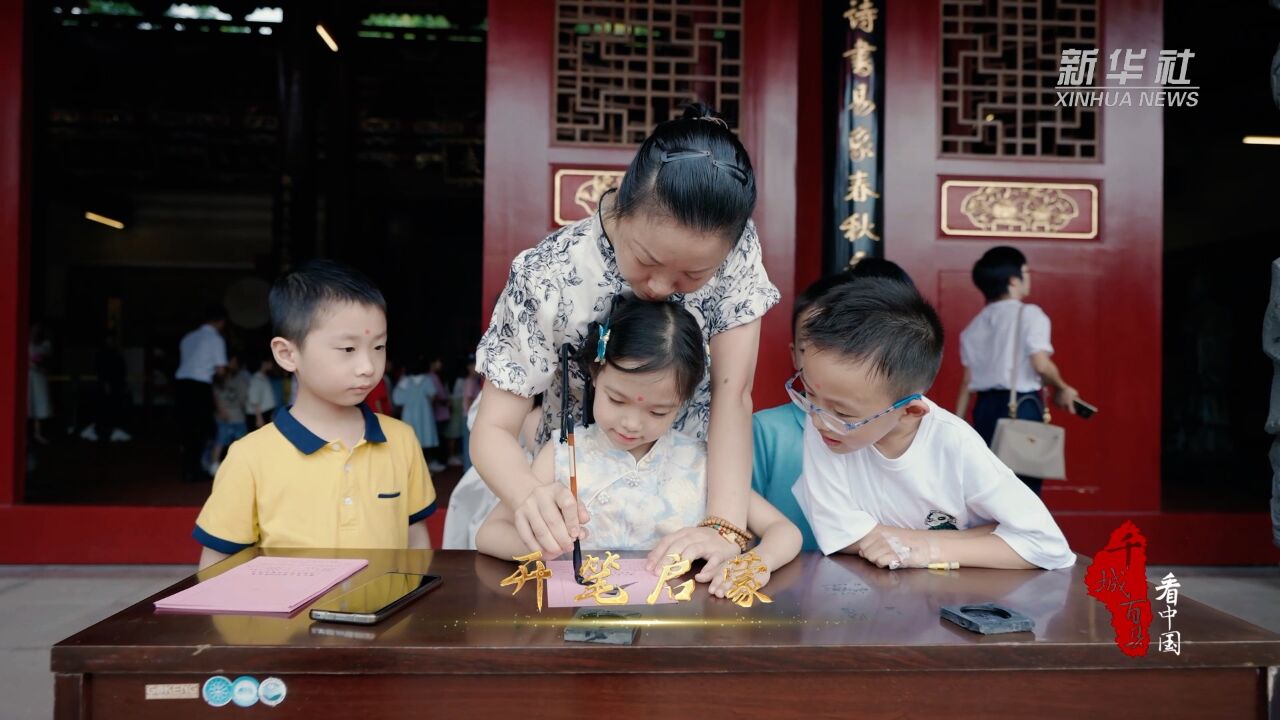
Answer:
[610,102,756,243]
[971,246,1027,302]
[802,277,945,397]
[791,260,916,339]
[579,296,706,403]
[793,271,854,339]
[850,257,915,288]
[268,259,387,344]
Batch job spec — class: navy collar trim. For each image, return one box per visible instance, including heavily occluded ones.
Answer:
[273,403,386,455]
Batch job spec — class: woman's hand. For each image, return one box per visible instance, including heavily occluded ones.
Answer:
[646,526,740,582]
[511,483,590,559]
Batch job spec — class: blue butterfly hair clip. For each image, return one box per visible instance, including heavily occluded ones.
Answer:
[595,318,611,364]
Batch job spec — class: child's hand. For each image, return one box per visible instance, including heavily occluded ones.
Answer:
[512,483,591,559]
[858,528,939,570]
[706,553,772,598]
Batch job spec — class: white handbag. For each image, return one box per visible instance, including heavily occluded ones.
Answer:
[990,304,1067,480]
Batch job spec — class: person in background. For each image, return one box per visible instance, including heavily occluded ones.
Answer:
[27,322,53,445]
[244,354,278,430]
[81,330,132,442]
[457,355,481,471]
[208,354,250,475]
[394,355,446,473]
[175,305,228,481]
[427,357,452,466]
[956,246,1079,496]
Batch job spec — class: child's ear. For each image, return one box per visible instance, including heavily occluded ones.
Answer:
[270,337,299,373]
[903,398,930,418]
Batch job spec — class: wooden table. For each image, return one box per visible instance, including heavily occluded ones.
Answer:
[53,549,1280,719]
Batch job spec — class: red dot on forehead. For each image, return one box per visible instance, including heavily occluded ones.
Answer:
[636,395,644,403]
[364,329,370,335]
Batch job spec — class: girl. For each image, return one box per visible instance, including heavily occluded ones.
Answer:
[475,298,800,595]
[472,103,779,581]
[393,356,444,472]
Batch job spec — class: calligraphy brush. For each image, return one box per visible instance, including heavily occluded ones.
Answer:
[559,343,586,585]
[566,415,585,584]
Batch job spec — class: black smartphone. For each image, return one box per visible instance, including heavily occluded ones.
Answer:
[309,572,442,625]
[1073,398,1098,419]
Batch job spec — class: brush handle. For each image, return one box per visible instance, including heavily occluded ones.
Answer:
[567,432,578,497]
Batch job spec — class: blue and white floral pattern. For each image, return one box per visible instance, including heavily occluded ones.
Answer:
[555,425,707,551]
[476,209,779,446]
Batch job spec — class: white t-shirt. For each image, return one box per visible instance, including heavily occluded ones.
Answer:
[960,299,1053,392]
[792,398,1075,570]
[174,324,227,384]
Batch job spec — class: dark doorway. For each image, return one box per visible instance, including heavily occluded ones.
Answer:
[1161,2,1280,512]
[24,1,485,505]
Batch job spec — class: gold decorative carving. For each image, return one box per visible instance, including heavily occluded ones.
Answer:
[554,169,625,226]
[941,180,1098,239]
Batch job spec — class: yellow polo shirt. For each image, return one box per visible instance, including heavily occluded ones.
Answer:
[193,404,435,553]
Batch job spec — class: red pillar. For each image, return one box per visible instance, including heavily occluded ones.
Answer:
[0,0,30,506]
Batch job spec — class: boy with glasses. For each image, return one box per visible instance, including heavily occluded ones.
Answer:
[791,278,1074,570]
[750,259,914,552]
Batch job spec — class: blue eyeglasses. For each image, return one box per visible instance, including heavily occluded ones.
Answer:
[784,371,921,436]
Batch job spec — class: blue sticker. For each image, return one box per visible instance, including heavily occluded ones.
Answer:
[202,676,233,707]
[258,676,287,707]
[231,676,259,708]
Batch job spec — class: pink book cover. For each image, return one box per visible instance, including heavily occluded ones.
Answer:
[154,557,369,615]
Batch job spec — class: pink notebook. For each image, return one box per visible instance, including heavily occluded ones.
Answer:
[154,557,369,615]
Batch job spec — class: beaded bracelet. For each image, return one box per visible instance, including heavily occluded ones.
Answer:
[698,516,754,553]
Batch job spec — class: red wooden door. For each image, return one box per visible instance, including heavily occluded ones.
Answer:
[884,3,1162,512]
[884,0,1278,563]
[483,0,822,409]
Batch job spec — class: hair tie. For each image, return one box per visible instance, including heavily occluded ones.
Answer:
[697,116,729,130]
[595,318,611,364]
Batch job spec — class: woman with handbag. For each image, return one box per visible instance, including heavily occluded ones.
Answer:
[955,246,1078,495]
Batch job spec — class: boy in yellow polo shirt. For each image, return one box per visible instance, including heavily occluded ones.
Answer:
[195,260,435,569]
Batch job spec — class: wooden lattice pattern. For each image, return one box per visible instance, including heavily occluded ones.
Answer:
[555,0,743,145]
[940,0,1099,159]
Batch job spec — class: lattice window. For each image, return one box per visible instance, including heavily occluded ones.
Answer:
[555,0,743,145]
[940,0,1099,159]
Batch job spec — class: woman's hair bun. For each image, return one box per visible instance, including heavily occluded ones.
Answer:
[680,101,719,122]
